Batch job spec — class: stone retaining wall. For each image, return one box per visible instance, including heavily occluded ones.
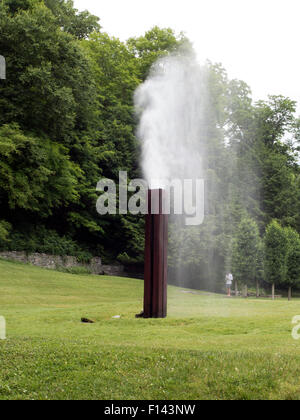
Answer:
[0,251,125,276]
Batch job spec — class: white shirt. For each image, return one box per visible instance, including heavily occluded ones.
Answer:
[226,274,233,285]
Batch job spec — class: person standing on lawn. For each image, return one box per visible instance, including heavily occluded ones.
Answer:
[226,272,233,297]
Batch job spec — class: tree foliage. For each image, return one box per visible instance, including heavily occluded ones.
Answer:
[284,227,300,296]
[127,26,190,80]
[232,217,260,288]
[264,220,288,288]
[0,123,79,214]
[0,0,300,283]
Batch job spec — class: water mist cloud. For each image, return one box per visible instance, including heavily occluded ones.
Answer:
[135,53,208,190]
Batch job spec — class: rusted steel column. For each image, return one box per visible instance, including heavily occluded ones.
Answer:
[143,189,168,318]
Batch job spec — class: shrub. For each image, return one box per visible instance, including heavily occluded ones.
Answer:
[0,226,92,263]
[117,252,144,265]
[55,266,92,275]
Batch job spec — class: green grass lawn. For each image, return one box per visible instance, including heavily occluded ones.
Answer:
[1,258,300,400]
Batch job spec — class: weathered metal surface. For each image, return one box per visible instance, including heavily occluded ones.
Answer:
[143,189,168,318]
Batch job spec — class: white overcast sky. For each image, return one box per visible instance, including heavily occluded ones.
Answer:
[74,0,300,112]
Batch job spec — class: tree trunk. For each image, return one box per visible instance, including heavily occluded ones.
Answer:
[288,286,292,301]
[256,279,260,298]
[244,284,248,298]
[272,283,275,300]
[235,280,238,297]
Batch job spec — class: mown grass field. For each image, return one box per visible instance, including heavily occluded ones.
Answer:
[1,258,300,400]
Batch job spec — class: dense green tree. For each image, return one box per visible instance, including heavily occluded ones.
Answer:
[0,220,11,243]
[0,0,191,263]
[285,227,300,300]
[44,0,100,39]
[231,217,261,297]
[0,123,79,214]
[0,0,104,257]
[127,26,190,80]
[4,0,100,39]
[264,220,288,299]
[255,96,296,146]
[0,1,96,142]
[82,32,140,179]
[4,0,34,13]
[255,239,265,297]
[251,97,299,229]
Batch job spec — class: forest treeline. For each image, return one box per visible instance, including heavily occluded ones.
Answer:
[0,0,300,295]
